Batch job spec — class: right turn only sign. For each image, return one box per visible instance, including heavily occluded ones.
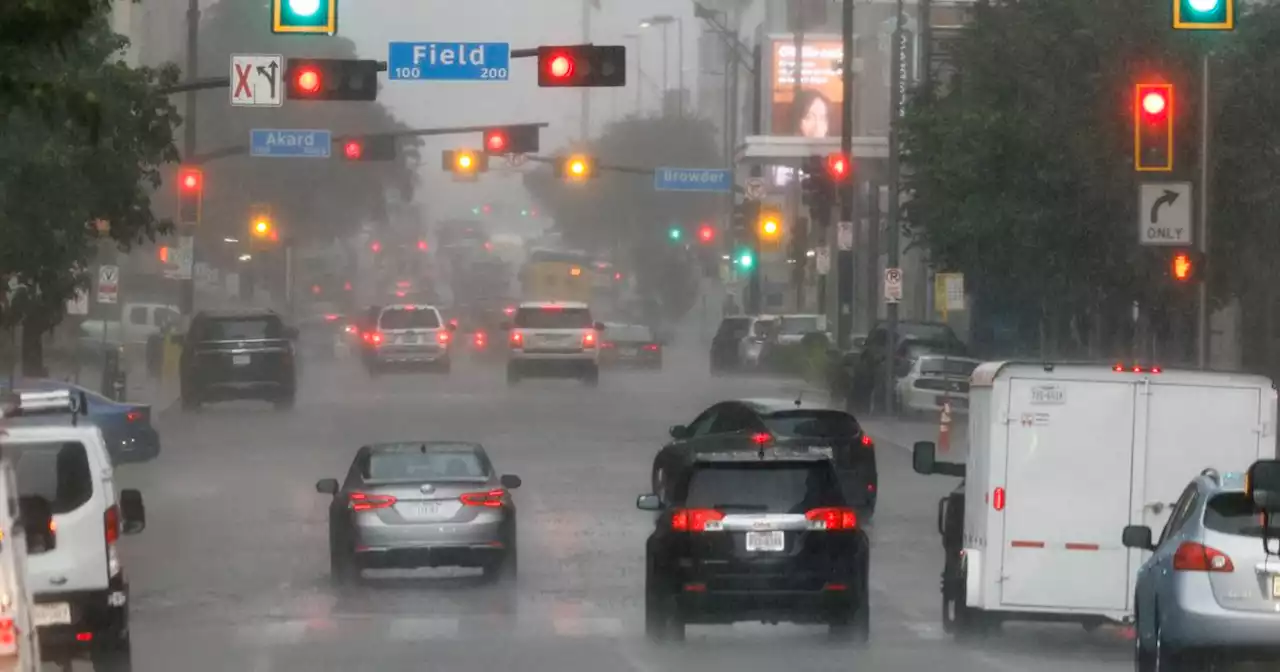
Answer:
[1138,182,1192,246]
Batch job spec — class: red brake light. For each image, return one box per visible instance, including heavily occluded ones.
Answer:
[460,489,505,507]
[671,508,725,532]
[1113,363,1124,372]
[325,314,339,321]
[125,410,142,423]
[1173,542,1234,572]
[104,505,119,544]
[805,507,858,530]
[349,492,397,511]
[993,487,1006,511]
[504,306,516,316]
[860,434,873,447]
[371,332,384,345]
[751,432,772,445]
[583,331,596,348]
[1151,366,1162,373]
[510,331,523,347]
[643,343,660,351]
[437,331,451,344]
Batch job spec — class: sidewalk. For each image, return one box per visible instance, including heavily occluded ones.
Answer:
[43,358,180,415]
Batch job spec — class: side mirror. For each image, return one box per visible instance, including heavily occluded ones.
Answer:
[913,441,937,475]
[1246,459,1280,512]
[17,496,55,553]
[1121,525,1155,551]
[500,474,522,489]
[119,489,145,534]
[499,322,513,331]
[669,424,692,440]
[636,494,662,511]
[594,322,606,332]
[315,478,340,495]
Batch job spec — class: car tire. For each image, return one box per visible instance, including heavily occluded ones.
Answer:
[88,631,132,671]
[329,531,359,586]
[583,366,600,387]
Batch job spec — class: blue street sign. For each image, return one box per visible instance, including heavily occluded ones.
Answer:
[249,129,332,158]
[387,42,511,81]
[653,167,733,193]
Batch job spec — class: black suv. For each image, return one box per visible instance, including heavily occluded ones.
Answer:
[637,448,871,642]
[180,309,298,411]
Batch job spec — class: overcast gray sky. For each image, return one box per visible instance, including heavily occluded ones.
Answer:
[340,0,701,219]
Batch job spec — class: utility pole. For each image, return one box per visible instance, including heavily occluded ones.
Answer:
[791,24,805,311]
[1196,53,1211,369]
[747,45,764,315]
[581,0,592,140]
[884,0,906,414]
[837,0,856,347]
[178,0,200,318]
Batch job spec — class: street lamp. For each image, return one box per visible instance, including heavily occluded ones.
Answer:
[640,14,684,115]
[623,33,644,114]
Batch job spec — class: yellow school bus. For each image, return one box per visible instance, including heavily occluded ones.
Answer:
[519,248,594,303]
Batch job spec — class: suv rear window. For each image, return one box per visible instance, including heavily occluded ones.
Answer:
[683,462,844,512]
[514,307,592,329]
[196,316,282,340]
[379,308,441,330]
[761,411,862,439]
[8,442,93,514]
[1204,493,1280,538]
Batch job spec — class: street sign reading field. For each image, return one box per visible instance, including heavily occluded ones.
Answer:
[654,168,733,193]
[387,42,511,81]
[250,129,332,158]
[1138,181,1193,245]
[231,54,284,107]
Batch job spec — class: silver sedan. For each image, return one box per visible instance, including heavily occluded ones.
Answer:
[316,441,521,585]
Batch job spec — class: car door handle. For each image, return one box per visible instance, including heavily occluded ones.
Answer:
[49,576,67,586]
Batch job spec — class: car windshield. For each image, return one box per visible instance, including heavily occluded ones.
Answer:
[761,410,862,439]
[514,307,592,329]
[684,462,844,512]
[1204,492,1280,538]
[919,358,979,377]
[606,325,653,341]
[379,308,441,330]
[197,316,282,340]
[779,316,820,335]
[6,442,93,515]
[363,445,490,482]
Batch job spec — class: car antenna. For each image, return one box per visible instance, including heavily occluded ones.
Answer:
[794,391,803,408]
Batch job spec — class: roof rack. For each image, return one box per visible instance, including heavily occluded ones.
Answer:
[695,446,835,462]
[0,389,89,425]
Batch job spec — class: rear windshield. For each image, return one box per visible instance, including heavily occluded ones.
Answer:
[919,358,978,377]
[606,325,653,341]
[716,318,751,338]
[379,308,441,330]
[1204,493,1280,538]
[197,316,282,340]
[514,307,592,329]
[901,323,959,342]
[762,410,862,439]
[7,442,93,514]
[683,462,844,512]
[364,446,489,481]
[779,316,821,335]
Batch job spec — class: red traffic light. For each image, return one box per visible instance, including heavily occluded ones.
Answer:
[178,167,202,192]
[825,153,851,181]
[417,240,429,251]
[344,141,363,160]
[295,66,322,95]
[1142,90,1167,118]
[547,53,575,80]
[484,129,509,153]
[370,240,381,253]
[698,225,715,243]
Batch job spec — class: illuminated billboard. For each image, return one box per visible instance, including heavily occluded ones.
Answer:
[770,37,845,138]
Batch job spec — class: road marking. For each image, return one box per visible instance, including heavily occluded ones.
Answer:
[386,616,461,640]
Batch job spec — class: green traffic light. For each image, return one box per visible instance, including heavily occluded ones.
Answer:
[1188,0,1220,13]
[738,252,754,268]
[273,0,335,33]
[472,207,481,215]
[669,228,681,241]
[1175,0,1231,29]
[521,210,529,216]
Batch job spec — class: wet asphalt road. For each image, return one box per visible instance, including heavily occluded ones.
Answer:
[79,346,1134,672]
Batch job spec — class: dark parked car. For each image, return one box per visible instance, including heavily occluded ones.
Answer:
[180,309,297,411]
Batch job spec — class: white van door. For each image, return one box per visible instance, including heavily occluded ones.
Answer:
[999,377,1135,611]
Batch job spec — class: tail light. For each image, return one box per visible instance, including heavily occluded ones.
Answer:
[583,331,596,348]
[370,332,384,345]
[126,409,145,423]
[396,291,406,298]
[643,344,660,351]
[349,492,397,511]
[344,325,355,334]
[474,331,487,346]
[504,306,516,316]
[104,505,121,577]
[671,508,725,532]
[510,331,523,347]
[324,314,339,321]
[0,617,15,654]
[601,341,615,349]
[806,507,858,530]
[860,434,873,448]
[751,432,773,445]
[1173,542,1235,572]
[993,487,1006,511]
[437,331,451,344]
[460,489,505,507]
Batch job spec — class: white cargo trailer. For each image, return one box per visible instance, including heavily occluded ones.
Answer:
[914,361,1277,633]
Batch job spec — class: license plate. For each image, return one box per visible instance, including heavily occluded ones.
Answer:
[1271,575,1280,599]
[404,502,443,519]
[232,354,250,366]
[33,602,70,627]
[745,530,785,552]
[402,335,418,344]
[620,348,637,356]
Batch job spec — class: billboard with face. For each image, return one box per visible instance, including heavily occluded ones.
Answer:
[771,37,845,138]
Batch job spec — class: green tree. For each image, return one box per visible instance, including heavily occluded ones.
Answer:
[0,13,181,374]
[900,0,1207,356]
[523,114,721,318]
[187,0,420,263]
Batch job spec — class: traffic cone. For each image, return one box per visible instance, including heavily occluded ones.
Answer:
[939,401,952,453]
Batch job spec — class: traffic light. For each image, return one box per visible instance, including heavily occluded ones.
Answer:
[177,166,202,224]
[735,249,755,269]
[1169,249,1205,283]
[272,0,337,34]
[250,211,277,243]
[285,58,379,101]
[417,240,429,251]
[1174,0,1233,30]
[442,149,489,178]
[537,46,627,88]
[556,154,596,180]
[340,135,396,161]
[826,152,852,182]
[758,209,782,241]
[1134,83,1173,172]
[668,226,682,242]
[482,125,540,155]
[370,240,381,253]
[698,224,716,244]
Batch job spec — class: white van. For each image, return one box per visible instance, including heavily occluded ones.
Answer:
[0,411,49,672]
[913,362,1276,634]
[0,390,145,670]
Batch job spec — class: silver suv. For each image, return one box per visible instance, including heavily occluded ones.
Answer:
[367,304,455,375]
[503,301,603,386]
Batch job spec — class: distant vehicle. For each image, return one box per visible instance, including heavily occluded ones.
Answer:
[518,249,594,304]
[316,441,522,585]
[2,380,160,465]
[179,309,298,411]
[637,445,870,642]
[1,389,146,671]
[894,354,980,417]
[913,362,1277,638]
[709,316,753,374]
[1125,463,1280,670]
[364,304,455,376]
[503,301,604,386]
[78,302,179,353]
[599,323,663,370]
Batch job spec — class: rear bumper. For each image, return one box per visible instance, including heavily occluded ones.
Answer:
[509,357,597,376]
[373,346,448,364]
[110,429,160,464]
[355,543,507,569]
[35,575,128,653]
[676,587,858,624]
[1163,580,1280,655]
[188,379,294,401]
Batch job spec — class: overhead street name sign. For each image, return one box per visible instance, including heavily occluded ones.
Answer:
[654,168,733,193]
[1138,181,1193,246]
[250,129,332,158]
[387,42,511,81]
[231,54,284,107]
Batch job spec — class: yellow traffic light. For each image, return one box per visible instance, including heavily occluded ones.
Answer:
[759,211,782,240]
[456,151,476,171]
[558,154,595,181]
[250,210,277,242]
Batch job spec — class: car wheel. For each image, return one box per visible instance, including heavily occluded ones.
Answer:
[88,632,132,671]
[583,366,600,387]
[329,529,359,586]
[1134,605,1156,672]
[1152,608,1186,670]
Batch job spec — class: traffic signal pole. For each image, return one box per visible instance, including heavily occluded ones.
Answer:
[837,0,856,348]
[747,44,764,315]
[178,0,200,318]
[884,0,906,414]
[1196,53,1211,369]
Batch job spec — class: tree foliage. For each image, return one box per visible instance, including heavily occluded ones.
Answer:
[187,0,420,259]
[523,114,722,317]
